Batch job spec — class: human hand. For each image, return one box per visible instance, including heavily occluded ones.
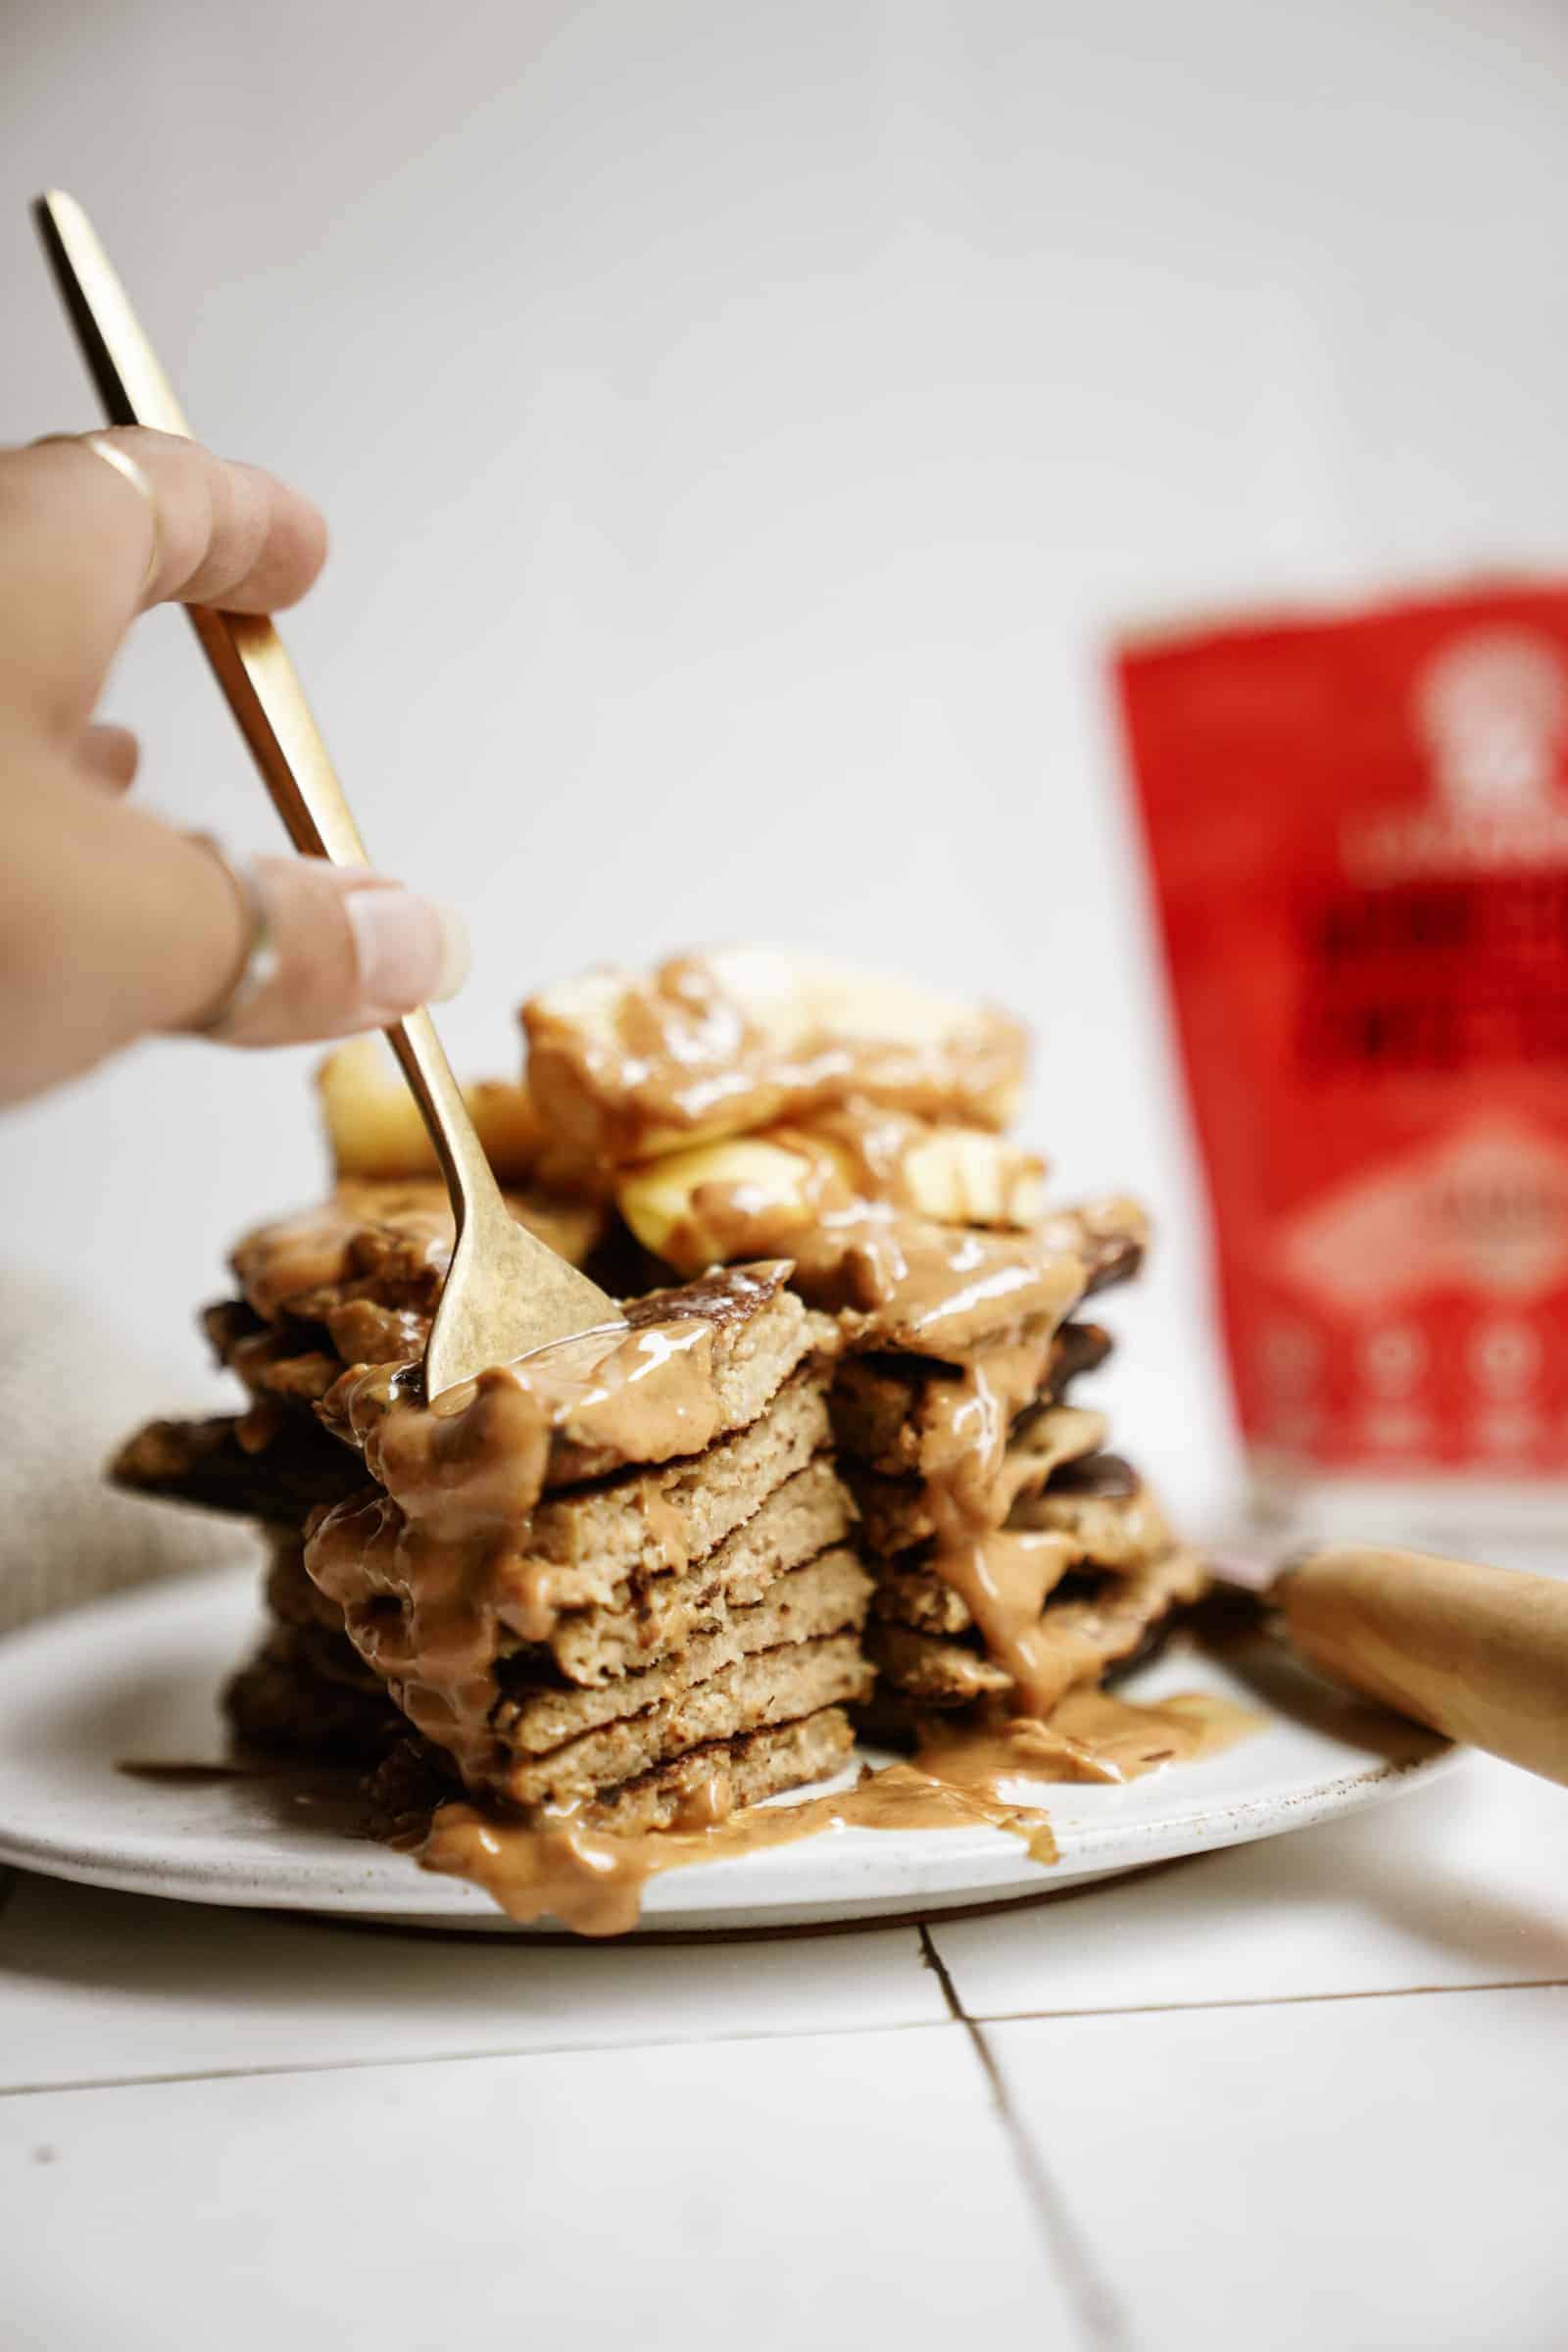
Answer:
[0,427,468,1104]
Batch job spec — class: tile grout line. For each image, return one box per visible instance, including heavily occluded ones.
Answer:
[918,1926,1134,2352]
[10,1973,1553,2102]
[0,2010,957,2102]
[965,1976,1568,2026]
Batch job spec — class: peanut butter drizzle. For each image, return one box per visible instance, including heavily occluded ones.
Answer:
[416,1690,1260,1936]
[638,1125,1152,1717]
[766,1103,1042,1227]
[662,1166,1096,1362]
[912,1348,1106,1717]
[1048,1687,1263,1776]
[675,1180,1117,1716]
[418,1767,1059,1936]
[793,1209,1087,1358]
[636,1484,689,1574]
[230,1182,603,1336]
[234,1184,454,1323]
[524,952,1031,1165]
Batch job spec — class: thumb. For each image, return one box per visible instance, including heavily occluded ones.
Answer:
[176,852,469,1047]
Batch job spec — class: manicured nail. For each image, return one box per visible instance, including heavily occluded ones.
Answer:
[346,890,469,1010]
[429,900,470,1003]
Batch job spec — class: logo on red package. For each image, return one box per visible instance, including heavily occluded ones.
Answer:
[1348,629,1568,879]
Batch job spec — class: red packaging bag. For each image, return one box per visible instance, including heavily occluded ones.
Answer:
[1118,582,1568,1546]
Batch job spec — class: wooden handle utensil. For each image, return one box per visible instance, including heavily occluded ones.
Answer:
[1276,1545,1568,1786]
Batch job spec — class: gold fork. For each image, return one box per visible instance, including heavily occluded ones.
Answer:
[33,188,622,1393]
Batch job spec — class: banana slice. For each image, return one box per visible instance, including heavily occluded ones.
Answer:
[619,1117,1047,1274]
[618,1137,829,1270]
[900,1127,1046,1227]
[523,947,1029,1167]
[316,1038,542,1184]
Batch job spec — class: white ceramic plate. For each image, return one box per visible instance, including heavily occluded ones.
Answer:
[0,1565,1458,1933]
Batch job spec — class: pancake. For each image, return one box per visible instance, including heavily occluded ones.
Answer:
[231,1178,608,1329]
[546,1460,854,1687]
[848,1405,1110,1556]
[585,1707,858,1835]
[110,1412,364,1527]
[315,1262,835,1491]
[368,1707,858,1841]
[490,1548,870,1754]
[488,1632,872,1811]
[865,1545,1207,1714]
[305,1265,872,1810]
[829,1321,1112,1477]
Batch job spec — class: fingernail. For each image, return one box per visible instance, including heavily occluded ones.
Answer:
[430,901,470,1002]
[346,890,470,1011]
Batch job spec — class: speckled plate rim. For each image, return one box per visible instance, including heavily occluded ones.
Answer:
[0,1565,1461,1934]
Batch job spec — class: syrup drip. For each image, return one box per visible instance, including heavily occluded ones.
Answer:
[418,1690,1260,1936]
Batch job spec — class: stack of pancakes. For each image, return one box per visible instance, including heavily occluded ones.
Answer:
[528,950,1207,1737]
[828,1267,1205,1732]
[117,1175,870,1828]
[304,1259,870,1829]
[114,1178,592,1765]
[113,949,1203,1829]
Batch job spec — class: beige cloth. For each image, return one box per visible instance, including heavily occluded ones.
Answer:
[0,1269,255,1639]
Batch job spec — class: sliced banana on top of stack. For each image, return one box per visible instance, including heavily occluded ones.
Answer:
[522,946,1030,1168]
[899,1126,1048,1229]
[316,1037,542,1186]
[287,945,1176,1745]
[315,952,1083,1310]
[617,1117,1048,1277]
[316,956,1053,1290]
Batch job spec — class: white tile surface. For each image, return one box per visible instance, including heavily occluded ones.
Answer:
[0,2027,1073,2352]
[930,1755,1568,2018]
[988,1986,1568,2352]
[0,1870,946,2091]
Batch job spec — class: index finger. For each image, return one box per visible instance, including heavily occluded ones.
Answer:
[0,427,328,739]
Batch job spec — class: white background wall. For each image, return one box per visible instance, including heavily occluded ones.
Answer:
[6,0,1568,1523]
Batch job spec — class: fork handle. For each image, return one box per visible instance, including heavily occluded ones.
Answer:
[33,189,483,1213]
[34,190,369,872]
[182,613,368,864]
[1278,1545,1568,1788]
